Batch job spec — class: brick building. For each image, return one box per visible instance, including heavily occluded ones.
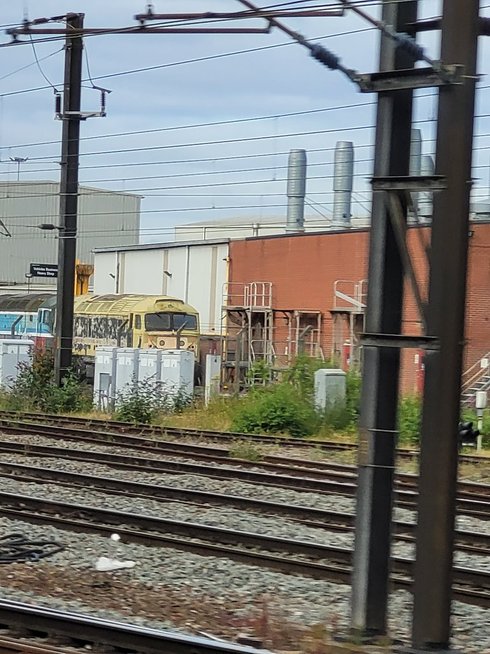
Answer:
[225,222,490,394]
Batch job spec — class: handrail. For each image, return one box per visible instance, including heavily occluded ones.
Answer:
[461,351,490,393]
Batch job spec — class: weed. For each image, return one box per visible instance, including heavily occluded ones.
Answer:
[228,440,264,462]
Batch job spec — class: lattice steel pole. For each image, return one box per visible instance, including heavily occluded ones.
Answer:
[411,1,480,650]
[350,0,418,637]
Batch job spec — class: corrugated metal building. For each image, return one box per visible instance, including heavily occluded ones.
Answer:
[93,239,229,336]
[0,181,141,289]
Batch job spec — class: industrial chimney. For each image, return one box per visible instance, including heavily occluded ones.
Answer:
[286,149,307,233]
[409,129,422,217]
[332,141,354,228]
[418,155,434,222]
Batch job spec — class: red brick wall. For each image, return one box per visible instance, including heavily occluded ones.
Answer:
[228,223,490,394]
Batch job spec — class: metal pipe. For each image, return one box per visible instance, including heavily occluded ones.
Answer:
[332,141,354,228]
[285,149,307,233]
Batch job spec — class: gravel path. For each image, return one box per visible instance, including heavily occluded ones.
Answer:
[0,516,487,652]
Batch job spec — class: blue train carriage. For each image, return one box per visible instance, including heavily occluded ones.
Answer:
[72,294,201,358]
[0,293,55,349]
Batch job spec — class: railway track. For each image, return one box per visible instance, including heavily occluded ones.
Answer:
[0,436,488,517]
[0,490,488,608]
[0,417,488,517]
[0,599,265,654]
[0,458,488,556]
[0,409,486,465]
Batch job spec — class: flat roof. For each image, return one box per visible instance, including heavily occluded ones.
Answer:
[0,180,143,199]
[93,237,230,253]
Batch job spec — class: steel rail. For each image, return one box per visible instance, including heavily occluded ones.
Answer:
[0,459,487,555]
[1,410,486,464]
[0,599,269,654]
[0,439,487,518]
[0,492,487,608]
[0,418,488,501]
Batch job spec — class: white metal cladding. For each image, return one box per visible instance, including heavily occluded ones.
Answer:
[0,182,141,285]
[92,252,117,294]
[93,241,229,336]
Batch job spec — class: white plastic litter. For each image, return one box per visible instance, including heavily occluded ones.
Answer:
[95,556,136,572]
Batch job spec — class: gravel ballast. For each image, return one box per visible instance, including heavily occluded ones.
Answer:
[0,433,487,652]
[0,516,487,652]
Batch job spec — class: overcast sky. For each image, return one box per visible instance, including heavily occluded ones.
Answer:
[0,1,489,243]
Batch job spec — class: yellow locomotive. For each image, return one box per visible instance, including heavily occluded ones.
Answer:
[72,294,200,358]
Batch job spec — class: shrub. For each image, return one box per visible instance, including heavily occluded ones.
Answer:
[246,360,272,386]
[398,395,422,445]
[283,355,335,398]
[5,351,92,414]
[115,379,192,424]
[231,383,318,438]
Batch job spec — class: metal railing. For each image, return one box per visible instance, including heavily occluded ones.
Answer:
[222,282,272,310]
[333,279,367,311]
[461,351,490,395]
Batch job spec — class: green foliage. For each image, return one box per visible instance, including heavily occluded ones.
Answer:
[283,355,335,398]
[115,379,192,424]
[228,440,264,462]
[398,395,422,445]
[246,359,272,386]
[231,383,318,438]
[3,350,92,414]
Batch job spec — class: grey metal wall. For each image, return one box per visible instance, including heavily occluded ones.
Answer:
[0,181,141,285]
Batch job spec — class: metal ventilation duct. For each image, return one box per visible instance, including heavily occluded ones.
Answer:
[419,155,435,221]
[286,149,307,233]
[410,129,422,215]
[332,141,354,228]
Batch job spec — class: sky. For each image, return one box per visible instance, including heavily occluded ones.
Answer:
[0,1,489,244]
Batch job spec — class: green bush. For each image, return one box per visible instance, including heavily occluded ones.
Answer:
[115,379,192,424]
[398,395,422,445]
[283,355,336,398]
[4,351,92,414]
[231,383,318,438]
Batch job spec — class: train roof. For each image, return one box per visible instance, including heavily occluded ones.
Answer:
[73,294,199,316]
[0,293,55,312]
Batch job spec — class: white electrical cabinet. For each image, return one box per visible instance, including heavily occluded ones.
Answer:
[115,348,140,401]
[160,350,195,400]
[93,347,118,410]
[94,347,195,409]
[0,339,33,389]
[138,350,162,384]
[314,368,346,411]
